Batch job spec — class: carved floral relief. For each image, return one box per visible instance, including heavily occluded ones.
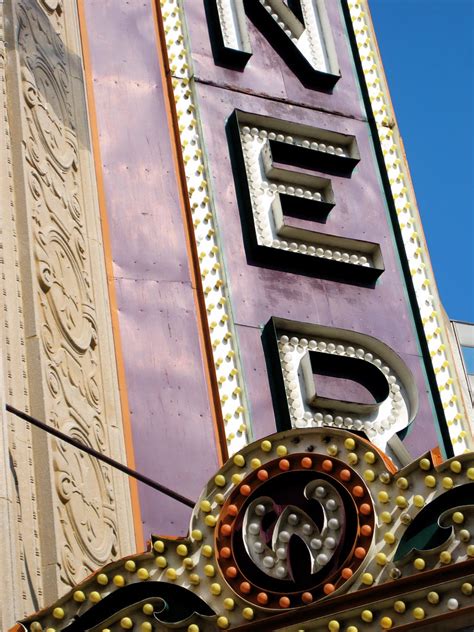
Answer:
[16,1,120,587]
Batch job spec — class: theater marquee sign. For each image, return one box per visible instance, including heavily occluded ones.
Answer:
[10,0,473,631]
[16,428,474,631]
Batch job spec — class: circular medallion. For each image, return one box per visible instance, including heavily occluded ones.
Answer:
[215,453,374,609]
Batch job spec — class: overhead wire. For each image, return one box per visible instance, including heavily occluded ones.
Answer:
[5,403,195,509]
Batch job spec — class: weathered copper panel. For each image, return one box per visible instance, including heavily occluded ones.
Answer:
[185,42,439,456]
[82,0,219,536]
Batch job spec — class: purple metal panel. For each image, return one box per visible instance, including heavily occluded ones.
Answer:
[183,0,365,120]
[82,0,219,536]
[193,82,439,457]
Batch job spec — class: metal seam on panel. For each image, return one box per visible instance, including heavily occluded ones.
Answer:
[76,0,144,553]
[348,1,470,453]
[161,0,251,454]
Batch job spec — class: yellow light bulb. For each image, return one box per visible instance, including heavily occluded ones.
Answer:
[242,608,254,620]
[52,607,65,620]
[361,609,373,622]
[217,616,230,629]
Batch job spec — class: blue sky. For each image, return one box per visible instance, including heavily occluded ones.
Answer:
[369,0,474,323]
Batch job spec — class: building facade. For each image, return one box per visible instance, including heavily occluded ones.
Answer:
[0,1,473,630]
[448,319,474,419]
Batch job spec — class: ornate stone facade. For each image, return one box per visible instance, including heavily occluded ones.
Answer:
[0,1,136,625]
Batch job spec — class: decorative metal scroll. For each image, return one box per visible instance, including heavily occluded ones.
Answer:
[18,427,474,631]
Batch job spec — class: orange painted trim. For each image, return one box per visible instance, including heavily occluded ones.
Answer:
[76,0,144,552]
[431,446,444,467]
[150,0,229,465]
[356,433,397,474]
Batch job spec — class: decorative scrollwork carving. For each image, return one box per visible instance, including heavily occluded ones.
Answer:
[16,0,119,587]
[39,0,62,15]
[54,428,118,575]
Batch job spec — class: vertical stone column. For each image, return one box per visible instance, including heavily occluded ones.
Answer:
[0,0,136,623]
[0,0,41,622]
